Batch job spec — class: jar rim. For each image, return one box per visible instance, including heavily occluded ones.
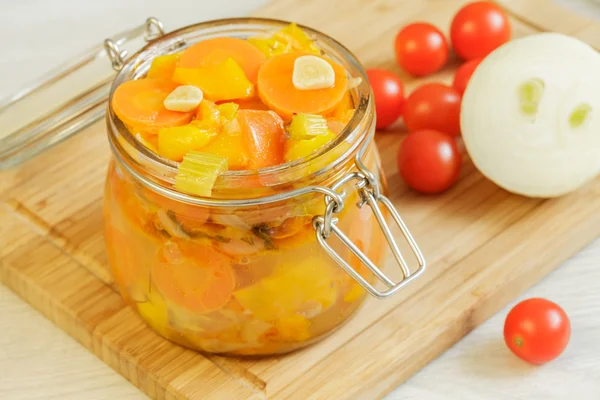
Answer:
[107,17,374,206]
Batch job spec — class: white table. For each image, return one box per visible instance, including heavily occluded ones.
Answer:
[2,1,600,399]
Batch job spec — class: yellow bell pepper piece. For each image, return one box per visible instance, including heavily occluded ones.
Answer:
[343,283,365,303]
[158,123,218,161]
[194,100,221,131]
[284,129,337,162]
[248,22,320,58]
[233,257,338,321]
[172,58,254,102]
[201,131,249,170]
[275,314,311,342]
[147,52,181,79]
[137,292,171,337]
[330,92,355,123]
[135,132,159,153]
[247,37,288,59]
[277,23,320,54]
[217,102,240,122]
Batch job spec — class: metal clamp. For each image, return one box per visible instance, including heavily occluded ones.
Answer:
[104,17,165,71]
[312,136,426,299]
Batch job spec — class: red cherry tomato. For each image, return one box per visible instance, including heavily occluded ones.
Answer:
[366,69,405,129]
[450,1,511,60]
[452,58,483,95]
[504,298,571,365]
[403,83,461,136]
[397,130,462,194]
[395,23,449,77]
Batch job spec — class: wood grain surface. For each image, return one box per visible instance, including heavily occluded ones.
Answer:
[2,0,600,399]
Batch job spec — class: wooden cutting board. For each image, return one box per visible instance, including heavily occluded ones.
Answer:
[2,0,600,399]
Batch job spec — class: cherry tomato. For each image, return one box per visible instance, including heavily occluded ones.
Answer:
[403,83,461,136]
[395,23,449,77]
[366,69,405,129]
[397,130,461,194]
[504,298,571,365]
[452,58,483,95]
[450,1,511,60]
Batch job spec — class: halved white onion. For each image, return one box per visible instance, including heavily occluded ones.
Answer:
[461,33,600,198]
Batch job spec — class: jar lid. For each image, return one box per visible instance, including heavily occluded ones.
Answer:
[0,18,164,170]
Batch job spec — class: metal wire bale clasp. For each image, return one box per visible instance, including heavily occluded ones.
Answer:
[312,167,426,299]
[104,17,165,71]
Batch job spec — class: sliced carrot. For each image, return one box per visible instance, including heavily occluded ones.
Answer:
[153,242,235,313]
[112,78,194,132]
[257,52,348,121]
[105,220,159,301]
[179,37,266,83]
[237,110,286,169]
[105,225,142,294]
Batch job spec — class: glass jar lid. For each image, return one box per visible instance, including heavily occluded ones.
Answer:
[0,18,164,170]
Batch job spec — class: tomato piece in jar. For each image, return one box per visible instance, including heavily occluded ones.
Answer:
[238,109,286,169]
[152,241,235,313]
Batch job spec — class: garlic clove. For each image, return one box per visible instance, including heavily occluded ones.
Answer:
[164,85,204,112]
[292,55,335,90]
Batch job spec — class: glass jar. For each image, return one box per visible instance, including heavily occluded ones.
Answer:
[102,18,425,356]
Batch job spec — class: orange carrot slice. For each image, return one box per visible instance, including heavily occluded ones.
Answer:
[238,110,286,169]
[179,37,266,83]
[257,52,348,121]
[153,242,235,313]
[112,79,194,132]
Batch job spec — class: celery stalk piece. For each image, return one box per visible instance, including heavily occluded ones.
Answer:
[288,113,328,139]
[175,151,228,197]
